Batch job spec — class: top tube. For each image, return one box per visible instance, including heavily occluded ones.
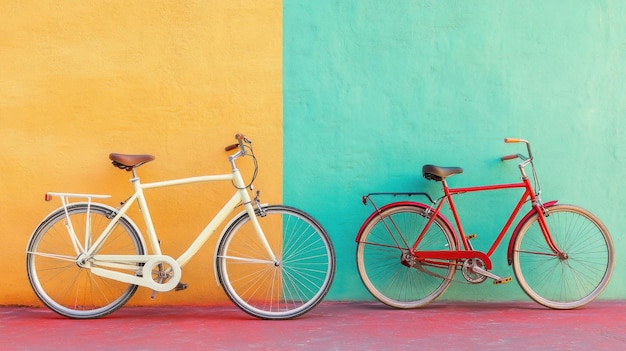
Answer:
[447,182,527,195]
[140,174,235,190]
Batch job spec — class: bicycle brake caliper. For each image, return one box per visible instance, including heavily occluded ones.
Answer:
[421,206,434,219]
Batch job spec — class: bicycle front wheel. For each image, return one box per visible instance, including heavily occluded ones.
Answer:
[512,204,614,309]
[26,203,145,319]
[356,204,457,309]
[216,205,335,319]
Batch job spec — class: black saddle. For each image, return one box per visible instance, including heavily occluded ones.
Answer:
[422,165,463,182]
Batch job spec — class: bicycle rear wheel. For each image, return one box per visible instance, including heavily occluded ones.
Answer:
[216,205,335,319]
[356,204,457,308]
[26,203,145,319]
[512,204,614,309]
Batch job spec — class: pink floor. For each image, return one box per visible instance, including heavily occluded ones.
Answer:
[2,301,625,350]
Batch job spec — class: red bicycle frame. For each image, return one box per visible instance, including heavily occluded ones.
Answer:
[356,139,567,276]
[356,138,613,310]
[411,174,564,270]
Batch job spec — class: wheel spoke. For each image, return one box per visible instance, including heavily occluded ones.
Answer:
[356,205,456,309]
[512,205,613,309]
[217,206,335,319]
[26,204,144,318]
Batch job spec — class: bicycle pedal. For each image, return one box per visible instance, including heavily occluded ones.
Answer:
[465,234,477,240]
[493,276,512,285]
[174,282,188,291]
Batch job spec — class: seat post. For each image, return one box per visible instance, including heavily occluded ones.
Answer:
[441,179,452,196]
[130,168,139,181]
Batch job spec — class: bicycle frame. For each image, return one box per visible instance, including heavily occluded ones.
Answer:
[408,171,565,273]
[47,149,278,292]
[358,157,565,273]
[414,180,556,268]
[355,139,614,310]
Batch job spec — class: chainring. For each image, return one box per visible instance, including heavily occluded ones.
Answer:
[461,258,488,284]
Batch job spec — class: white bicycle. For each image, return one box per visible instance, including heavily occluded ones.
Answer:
[26,133,335,320]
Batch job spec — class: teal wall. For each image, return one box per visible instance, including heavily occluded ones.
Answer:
[284,1,626,301]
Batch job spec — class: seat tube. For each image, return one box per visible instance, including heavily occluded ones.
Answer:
[441,180,468,249]
[410,181,452,252]
[132,176,162,255]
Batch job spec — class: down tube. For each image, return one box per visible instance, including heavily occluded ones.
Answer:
[485,189,531,257]
[176,192,241,268]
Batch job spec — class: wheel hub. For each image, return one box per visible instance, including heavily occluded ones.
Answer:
[75,253,90,268]
[400,251,417,268]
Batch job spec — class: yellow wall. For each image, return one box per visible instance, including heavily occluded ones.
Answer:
[0,1,282,305]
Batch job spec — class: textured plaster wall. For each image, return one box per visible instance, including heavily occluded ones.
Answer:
[0,1,282,305]
[2,0,625,308]
[284,1,626,301]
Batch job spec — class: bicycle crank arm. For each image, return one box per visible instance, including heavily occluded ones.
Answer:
[469,265,511,284]
[90,255,182,292]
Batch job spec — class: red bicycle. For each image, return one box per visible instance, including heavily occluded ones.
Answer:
[356,138,614,309]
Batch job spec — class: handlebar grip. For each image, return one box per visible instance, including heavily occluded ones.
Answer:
[504,138,522,143]
[501,154,518,161]
[226,133,250,151]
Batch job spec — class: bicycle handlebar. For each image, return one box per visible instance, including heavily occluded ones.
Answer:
[504,138,529,144]
[501,154,519,161]
[502,138,532,162]
[224,133,251,152]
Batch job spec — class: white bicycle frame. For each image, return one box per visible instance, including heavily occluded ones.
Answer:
[45,149,278,293]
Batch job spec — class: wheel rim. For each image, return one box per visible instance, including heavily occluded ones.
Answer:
[513,205,614,309]
[27,204,144,318]
[217,206,334,319]
[357,205,456,308]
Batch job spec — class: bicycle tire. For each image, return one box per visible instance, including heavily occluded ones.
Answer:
[216,205,335,320]
[512,204,614,309]
[356,204,457,308]
[26,203,145,319]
